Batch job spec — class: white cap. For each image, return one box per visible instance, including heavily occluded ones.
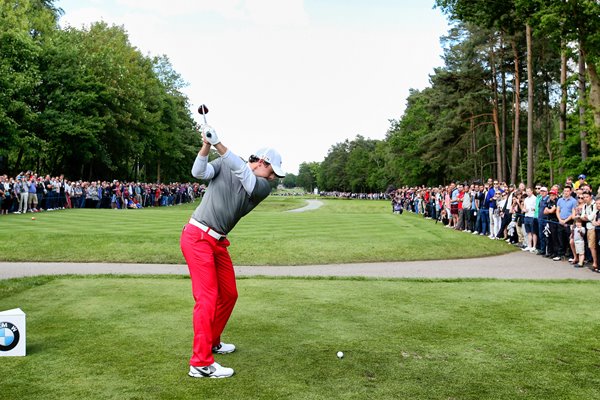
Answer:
[253,147,285,178]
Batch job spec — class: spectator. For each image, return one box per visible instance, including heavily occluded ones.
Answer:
[496,186,516,241]
[85,181,100,208]
[476,183,489,236]
[486,180,499,238]
[449,182,459,228]
[27,175,38,212]
[570,217,586,267]
[508,191,524,244]
[523,187,538,253]
[72,182,83,208]
[580,190,596,269]
[34,176,45,210]
[545,188,560,260]
[459,184,471,232]
[0,176,6,215]
[537,187,549,256]
[592,197,600,273]
[15,176,28,214]
[44,175,56,210]
[574,174,588,190]
[556,186,577,260]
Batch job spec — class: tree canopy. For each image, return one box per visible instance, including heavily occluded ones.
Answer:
[3,0,599,189]
[0,0,200,182]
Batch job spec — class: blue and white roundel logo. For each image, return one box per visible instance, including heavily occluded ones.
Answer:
[0,322,20,352]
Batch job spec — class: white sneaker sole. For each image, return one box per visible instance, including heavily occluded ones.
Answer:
[188,371,233,379]
[213,348,235,354]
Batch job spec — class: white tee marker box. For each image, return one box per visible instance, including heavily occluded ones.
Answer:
[0,308,26,356]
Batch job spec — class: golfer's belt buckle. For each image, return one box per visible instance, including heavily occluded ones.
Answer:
[188,218,226,240]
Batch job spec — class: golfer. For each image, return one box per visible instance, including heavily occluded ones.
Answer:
[180,123,284,378]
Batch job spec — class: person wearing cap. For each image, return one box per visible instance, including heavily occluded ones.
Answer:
[180,123,284,379]
[574,174,588,190]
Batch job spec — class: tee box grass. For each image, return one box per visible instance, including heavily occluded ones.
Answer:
[0,276,599,399]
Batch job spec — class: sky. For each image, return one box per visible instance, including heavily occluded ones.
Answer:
[55,0,450,175]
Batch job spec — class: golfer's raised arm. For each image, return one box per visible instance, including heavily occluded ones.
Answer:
[213,143,257,195]
[191,141,215,180]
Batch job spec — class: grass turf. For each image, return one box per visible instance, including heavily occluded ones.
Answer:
[0,197,513,264]
[1,276,599,399]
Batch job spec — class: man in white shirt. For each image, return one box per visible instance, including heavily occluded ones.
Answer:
[523,187,538,253]
[580,190,597,269]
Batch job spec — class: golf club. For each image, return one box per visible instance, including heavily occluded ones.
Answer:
[197,104,212,139]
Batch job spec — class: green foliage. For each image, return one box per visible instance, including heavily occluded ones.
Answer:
[3,0,600,188]
[0,5,199,182]
[281,173,297,188]
[297,161,319,192]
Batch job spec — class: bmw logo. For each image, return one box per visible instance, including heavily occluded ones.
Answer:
[0,322,20,352]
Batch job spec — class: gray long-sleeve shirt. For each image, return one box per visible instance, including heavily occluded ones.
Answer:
[190,150,272,235]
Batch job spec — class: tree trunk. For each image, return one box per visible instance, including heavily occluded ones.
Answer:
[588,60,600,133]
[578,44,588,161]
[471,114,477,178]
[500,32,508,184]
[546,82,554,185]
[526,23,534,187]
[510,39,521,185]
[559,44,567,176]
[489,37,503,182]
[157,159,161,184]
[13,147,24,175]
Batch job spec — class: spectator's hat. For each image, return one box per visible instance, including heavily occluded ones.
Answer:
[549,188,558,195]
[253,147,285,178]
[540,186,548,192]
[578,174,586,179]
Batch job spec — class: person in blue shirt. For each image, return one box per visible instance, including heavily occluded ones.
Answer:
[556,186,578,259]
[485,181,499,238]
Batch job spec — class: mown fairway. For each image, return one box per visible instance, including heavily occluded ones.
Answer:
[1,276,599,400]
[2,198,599,399]
[0,197,513,264]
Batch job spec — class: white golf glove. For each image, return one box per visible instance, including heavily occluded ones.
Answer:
[201,124,220,145]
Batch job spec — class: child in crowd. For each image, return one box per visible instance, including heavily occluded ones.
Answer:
[438,208,450,226]
[571,217,586,267]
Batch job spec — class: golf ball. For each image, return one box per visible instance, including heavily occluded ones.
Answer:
[337,351,344,359]
[31,217,36,220]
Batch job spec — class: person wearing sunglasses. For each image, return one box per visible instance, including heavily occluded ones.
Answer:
[181,124,284,378]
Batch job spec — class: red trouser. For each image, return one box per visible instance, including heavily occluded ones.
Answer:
[180,223,238,366]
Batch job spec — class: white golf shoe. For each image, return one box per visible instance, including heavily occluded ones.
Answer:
[212,342,236,354]
[189,362,234,378]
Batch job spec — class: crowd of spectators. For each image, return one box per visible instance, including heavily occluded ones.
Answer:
[389,175,600,273]
[4,170,599,272]
[318,191,388,199]
[0,171,204,214]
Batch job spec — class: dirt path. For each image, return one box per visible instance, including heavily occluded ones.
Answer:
[286,199,323,213]
[1,252,598,280]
